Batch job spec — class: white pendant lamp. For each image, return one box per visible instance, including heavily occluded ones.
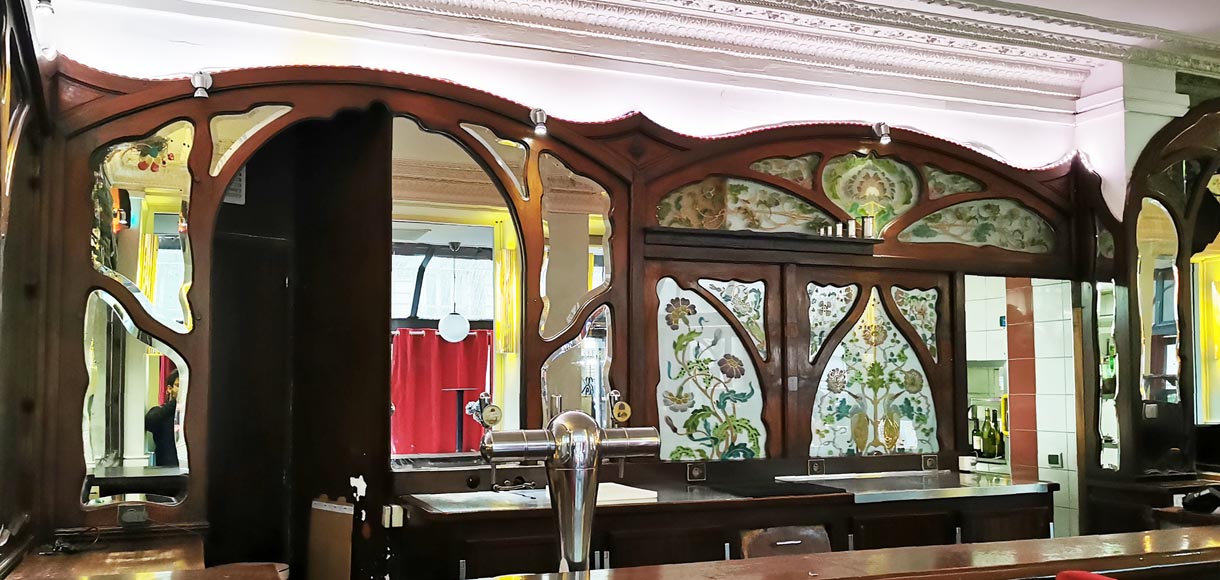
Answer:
[439,241,470,343]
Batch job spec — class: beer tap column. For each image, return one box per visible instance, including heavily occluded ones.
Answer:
[480,410,659,573]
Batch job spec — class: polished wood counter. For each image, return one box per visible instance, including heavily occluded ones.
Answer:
[7,535,280,580]
[490,527,1220,580]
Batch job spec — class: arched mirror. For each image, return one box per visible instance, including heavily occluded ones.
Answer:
[541,305,611,423]
[1135,198,1181,404]
[538,153,611,340]
[81,289,189,506]
[388,117,523,464]
[90,121,195,333]
[209,105,292,177]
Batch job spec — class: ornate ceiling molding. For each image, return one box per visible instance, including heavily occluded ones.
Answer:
[351,0,1096,96]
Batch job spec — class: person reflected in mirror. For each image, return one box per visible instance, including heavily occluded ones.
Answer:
[145,369,180,467]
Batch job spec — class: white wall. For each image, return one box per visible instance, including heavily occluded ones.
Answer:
[1031,279,1079,537]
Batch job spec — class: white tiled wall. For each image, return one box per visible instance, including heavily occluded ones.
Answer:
[1032,279,1079,537]
[965,276,1008,361]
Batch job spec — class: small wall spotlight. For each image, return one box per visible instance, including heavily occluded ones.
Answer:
[530,108,548,136]
[191,71,213,99]
[872,122,892,145]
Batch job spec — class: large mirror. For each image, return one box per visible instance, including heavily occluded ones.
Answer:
[1193,219,1220,424]
[1135,198,1181,404]
[1097,280,1120,470]
[81,289,189,506]
[538,153,611,339]
[90,121,195,333]
[389,117,522,466]
[541,305,611,423]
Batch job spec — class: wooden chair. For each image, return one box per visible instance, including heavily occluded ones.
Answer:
[739,525,832,559]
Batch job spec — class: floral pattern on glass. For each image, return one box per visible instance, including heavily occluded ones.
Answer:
[891,287,939,362]
[698,279,767,357]
[657,277,767,461]
[897,199,1055,254]
[807,282,859,363]
[656,176,834,234]
[821,152,919,232]
[810,288,939,457]
[749,154,822,190]
[924,164,984,199]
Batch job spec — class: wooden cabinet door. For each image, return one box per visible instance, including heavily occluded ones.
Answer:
[850,512,957,550]
[460,534,558,578]
[604,527,728,568]
[960,506,1051,543]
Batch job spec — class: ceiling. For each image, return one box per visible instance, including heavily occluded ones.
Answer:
[977,0,1220,40]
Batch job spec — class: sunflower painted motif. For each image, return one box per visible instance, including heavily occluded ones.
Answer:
[656,277,767,461]
[821,152,919,231]
[810,287,938,457]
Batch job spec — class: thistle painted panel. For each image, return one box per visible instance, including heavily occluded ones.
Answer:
[821,152,919,231]
[891,287,939,362]
[657,277,767,461]
[810,288,939,457]
[924,164,984,199]
[897,199,1055,254]
[808,282,859,362]
[656,176,833,234]
[698,279,767,356]
[750,154,822,190]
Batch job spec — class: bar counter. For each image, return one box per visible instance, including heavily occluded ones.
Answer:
[486,527,1220,580]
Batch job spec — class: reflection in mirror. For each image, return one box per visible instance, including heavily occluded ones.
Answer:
[539,153,611,339]
[90,120,195,333]
[541,305,611,424]
[1147,159,1202,200]
[460,123,528,201]
[81,289,189,506]
[1136,198,1180,404]
[1193,231,1220,423]
[389,117,522,466]
[209,105,292,177]
[1097,280,1120,470]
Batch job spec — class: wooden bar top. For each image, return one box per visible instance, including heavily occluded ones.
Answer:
[492,527,1220,580]
[8,535,281,580]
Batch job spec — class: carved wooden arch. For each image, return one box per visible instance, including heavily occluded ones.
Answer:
[49,61,636,528]
[628,119,1083,279]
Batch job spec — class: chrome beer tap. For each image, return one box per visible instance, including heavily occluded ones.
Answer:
[480,410,659,573]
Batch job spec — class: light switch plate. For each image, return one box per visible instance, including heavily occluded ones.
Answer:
[687,462,707,482]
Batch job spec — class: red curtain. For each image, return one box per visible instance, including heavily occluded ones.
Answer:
[158,356,177,405]
[390,328,492,455]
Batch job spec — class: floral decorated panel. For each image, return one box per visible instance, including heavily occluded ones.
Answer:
[698,279,767,357]
[821,152,919,232]
[897,199,1055,254]
[891,287,939,362]
[749,154,822,190]
[924,164,985,199]
[810,288,939,457]
[656,176,833,234]
[808,282,859,363]
[657,277,768,461]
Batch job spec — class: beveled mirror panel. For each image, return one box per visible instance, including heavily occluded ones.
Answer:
[541,305,611,424]
[1135,198,1180,404]
[389,117,523,465]
[81,289,189,506]
[539,153,611,340]
[1097,280,1120,470]
[460,123,528,201]
[209,105,292,177]
[90,120,195,333]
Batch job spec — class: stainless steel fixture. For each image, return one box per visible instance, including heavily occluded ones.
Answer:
[480,410,659,572]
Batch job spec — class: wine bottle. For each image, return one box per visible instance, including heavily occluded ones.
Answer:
[970,410,983,455]
[980,409,996,459]
[992,409,1005,460]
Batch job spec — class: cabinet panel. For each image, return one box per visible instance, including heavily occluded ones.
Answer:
[605,527,727,568]
[851,512,956,550]
[960,506,1050,543]
[460,535,558,578]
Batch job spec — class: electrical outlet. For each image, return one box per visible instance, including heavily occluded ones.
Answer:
[686,463,707,482]
[118,504,149,527]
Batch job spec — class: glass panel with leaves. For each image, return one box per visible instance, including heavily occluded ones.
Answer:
[1135,198,1181,404]
[749,154,821,189]
[657,176,833,234]
[90,121,195,332]
[924,164,984,199]
[82,290,189,506]
[898,199,1055,254]
[539,153,611,340]
[698,279,767,356]
[656,277,767,461]
[821,152,919,231]
[892,287,939,362]
[808,282,859,362]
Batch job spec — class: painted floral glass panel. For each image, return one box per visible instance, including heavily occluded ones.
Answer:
[656,176,833,234]
[891,287,939,362]
[898,199,1055,254]
[810,288,938,457]
[749,154,822,189]
[656,277,767,461]
[698,279,767,356]
[821,152,919,231]
[924,164,984,199]
[808,282,859,363]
